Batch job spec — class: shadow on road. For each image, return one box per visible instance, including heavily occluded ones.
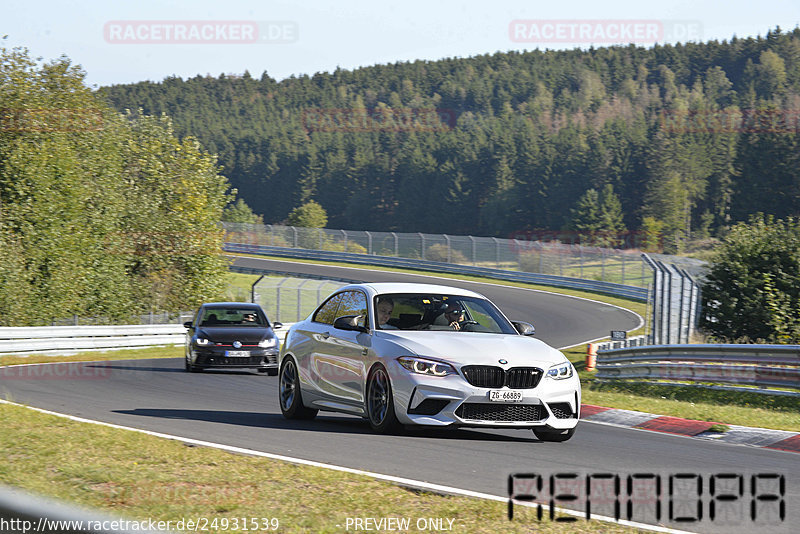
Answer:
[111,408,539,443]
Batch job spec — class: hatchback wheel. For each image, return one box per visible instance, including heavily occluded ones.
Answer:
[279,358,317,419]
[185,353,199,373]
[533,426,575,442]
[366,365,401,433]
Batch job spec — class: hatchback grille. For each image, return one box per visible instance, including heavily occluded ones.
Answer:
[455,403,545,422]
[461,366,543,389]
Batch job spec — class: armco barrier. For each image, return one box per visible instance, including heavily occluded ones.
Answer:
[0,325,186,356]
[0,323,294,357]
[0,484,172,534]
[224,243,650,301]
[595,344,800,393]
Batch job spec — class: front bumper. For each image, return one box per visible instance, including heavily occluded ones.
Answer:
[389,361,581,429]
[191,348,279,370]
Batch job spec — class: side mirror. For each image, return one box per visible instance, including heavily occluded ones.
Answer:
[333,315,368,333]
[272,321,283,330]
[512,321,535,336]
[183,321,193,329]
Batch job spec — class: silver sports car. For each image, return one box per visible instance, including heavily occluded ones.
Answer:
[278,282,580,441]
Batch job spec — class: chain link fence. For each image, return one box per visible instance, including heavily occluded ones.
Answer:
[251,276,347,323]
[222,223,690,288]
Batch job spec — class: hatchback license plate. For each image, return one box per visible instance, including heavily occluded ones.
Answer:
[489,389,524,402]
[225,350,249,358]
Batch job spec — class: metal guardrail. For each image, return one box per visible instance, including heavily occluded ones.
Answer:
[224,243,650,301]
[0,325,187,356]
[0,323,295,357]
[595,344,800,393]
[0,484,172,533]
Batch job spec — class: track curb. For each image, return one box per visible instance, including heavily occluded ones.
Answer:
[581,404,800,453]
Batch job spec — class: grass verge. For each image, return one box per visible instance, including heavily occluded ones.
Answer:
[0,402,643,534]
[563,346,800,432]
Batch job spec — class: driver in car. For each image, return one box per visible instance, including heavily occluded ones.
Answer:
[443,302,467,330]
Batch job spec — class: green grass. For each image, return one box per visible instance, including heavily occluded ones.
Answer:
[0,402,644,534]
[563,346,800,432]
[2,255,794,531]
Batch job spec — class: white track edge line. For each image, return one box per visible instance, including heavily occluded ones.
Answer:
[0,398,691,534]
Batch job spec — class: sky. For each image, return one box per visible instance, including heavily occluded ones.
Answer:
[3,0,800,88]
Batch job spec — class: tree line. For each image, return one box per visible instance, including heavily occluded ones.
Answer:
[0,47,231,326]
[99,28,800,252]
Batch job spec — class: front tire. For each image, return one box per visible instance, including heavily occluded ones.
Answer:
[185,353,200,373]
[279,358,317,420]
[366,364,401,434]
[533,426,576,442]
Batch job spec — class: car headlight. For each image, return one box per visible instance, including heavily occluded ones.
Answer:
[398,357,455,377]
[195,338,211,346]
[546,362,574,380]
[258,338,278,349]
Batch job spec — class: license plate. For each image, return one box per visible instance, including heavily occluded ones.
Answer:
[225,350,249,358]
[489,389,524,402]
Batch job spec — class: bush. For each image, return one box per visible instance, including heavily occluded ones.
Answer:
[700,216,800,343]
[425,243,468,264]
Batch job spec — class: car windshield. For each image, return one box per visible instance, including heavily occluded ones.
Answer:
[200,308,267,327]
[374,293,516,334]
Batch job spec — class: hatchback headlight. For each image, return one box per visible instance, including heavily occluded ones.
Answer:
[195,338,211,346]
[546,362,574,380]
[398,357,455,377]
[258,338,278,349]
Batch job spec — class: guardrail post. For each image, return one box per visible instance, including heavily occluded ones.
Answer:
[469,235,476,265]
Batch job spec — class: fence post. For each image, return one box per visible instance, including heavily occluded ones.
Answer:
[366,231,373,255]
[292,226,298,248]
[318,228,323,250]
[469,235,476,265]
[418,233,425,260]
[492,237,500,268]
[444,234,451,263]
[392,232,398,256]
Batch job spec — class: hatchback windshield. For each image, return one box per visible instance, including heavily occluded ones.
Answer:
[200,308,266,326]
[374,294,516,334]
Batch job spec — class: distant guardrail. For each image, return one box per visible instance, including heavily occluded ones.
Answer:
[595,344,800,394]
[0,323,294,357]
[0,325,187,356]
[224,243,650,301]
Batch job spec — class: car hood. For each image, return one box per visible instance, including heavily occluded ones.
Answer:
[377,331,565,368]
[197,326,274,343]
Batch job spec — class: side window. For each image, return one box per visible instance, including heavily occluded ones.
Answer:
[313,293,343,325]
[336,291,369,328]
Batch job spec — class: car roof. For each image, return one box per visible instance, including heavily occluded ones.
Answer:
[201,302,262,309]
[344,282,486,299]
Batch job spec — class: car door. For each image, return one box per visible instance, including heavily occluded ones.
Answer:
[308,290,372,412]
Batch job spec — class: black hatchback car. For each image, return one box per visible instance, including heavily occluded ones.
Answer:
[183,302,282,374]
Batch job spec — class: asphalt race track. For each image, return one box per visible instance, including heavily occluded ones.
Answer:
[2,257,798,533]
